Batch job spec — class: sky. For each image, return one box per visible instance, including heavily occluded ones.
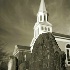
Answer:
[0,0,70,54]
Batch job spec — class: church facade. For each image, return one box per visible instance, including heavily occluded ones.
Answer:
[8,0,70,70]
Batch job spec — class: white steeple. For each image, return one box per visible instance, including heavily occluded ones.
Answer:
[39,0,47,12]
[30,0,52,53]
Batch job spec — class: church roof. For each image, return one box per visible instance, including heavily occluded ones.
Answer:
[13,45,31,56]
[45,21,52,26]
[15,45,30,50]
[39,0,47,12]
[53,32,70,39]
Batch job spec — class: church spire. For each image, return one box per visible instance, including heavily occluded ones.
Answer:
[39,0,47,13]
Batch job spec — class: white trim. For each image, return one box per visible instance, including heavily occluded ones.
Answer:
[55,37,70,42]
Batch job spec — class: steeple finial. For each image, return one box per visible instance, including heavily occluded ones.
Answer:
[39,0,47,12]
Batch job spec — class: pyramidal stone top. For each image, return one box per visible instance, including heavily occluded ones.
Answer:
[38,0,47,12]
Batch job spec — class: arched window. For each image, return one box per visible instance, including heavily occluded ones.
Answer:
[48,28,50,31]
[41,26,43,30]
[44,15,46,21]
[40,15,42,21]
[66,44,70,61]
[45,27,47,30]
[66,44,70,48]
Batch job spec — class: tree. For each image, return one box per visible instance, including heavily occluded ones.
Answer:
[0,61,8,70]
[0,40,8,70]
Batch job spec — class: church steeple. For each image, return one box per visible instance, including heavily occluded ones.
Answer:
[39,0,47,13]
[34,0,52,38]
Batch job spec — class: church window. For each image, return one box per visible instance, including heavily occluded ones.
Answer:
[45,27,47,30]
[48,28,50,31]
[44,15,46,21]
[41,26,44,30]
[67,49,70,60]
[40,15,42,21]
[66,44,70,48]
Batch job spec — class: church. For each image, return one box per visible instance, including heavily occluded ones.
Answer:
[8,0,70,70]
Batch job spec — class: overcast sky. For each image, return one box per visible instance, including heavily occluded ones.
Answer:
[0,0,70,54]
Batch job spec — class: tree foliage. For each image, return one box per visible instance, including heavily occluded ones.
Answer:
[0,40,8,70]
